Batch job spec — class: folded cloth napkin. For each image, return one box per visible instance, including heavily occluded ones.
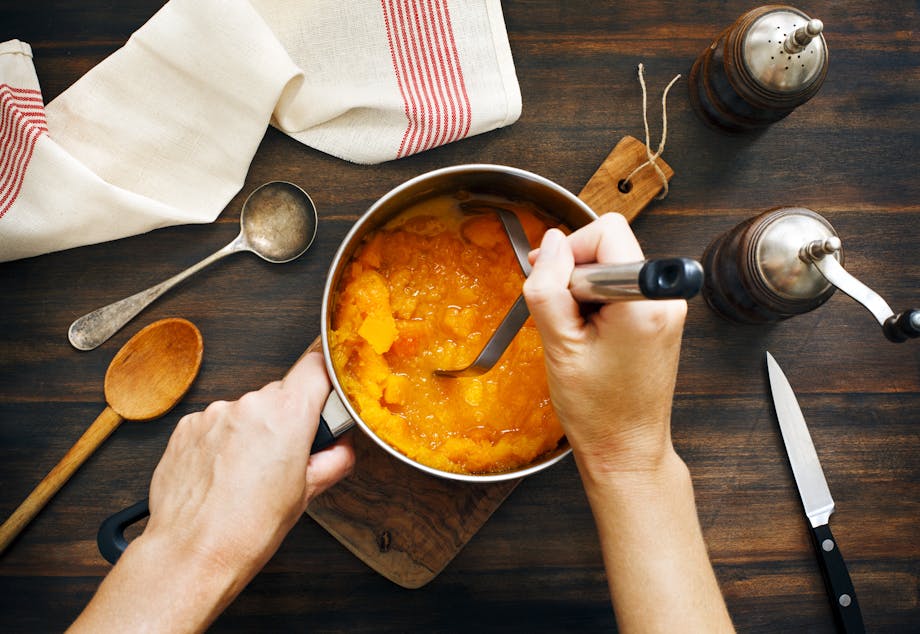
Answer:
[0,0,521,262]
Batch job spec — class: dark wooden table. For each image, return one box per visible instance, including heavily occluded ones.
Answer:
[1,1,917,631]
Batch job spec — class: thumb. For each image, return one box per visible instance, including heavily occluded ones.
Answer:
[281,350,331,417]
[523,229,582,352]
[304,437,356,506]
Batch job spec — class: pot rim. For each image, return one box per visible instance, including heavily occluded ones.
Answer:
[320,164,596,482]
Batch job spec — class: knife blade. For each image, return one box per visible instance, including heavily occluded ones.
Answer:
[766,351,866,634]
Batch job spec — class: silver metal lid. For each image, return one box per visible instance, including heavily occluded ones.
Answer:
[743,9,826,93]
[755,208,840,300]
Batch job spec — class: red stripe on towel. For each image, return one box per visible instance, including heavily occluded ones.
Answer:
[440,1,472,141]
[0,85,47,219]
[381,0,471,158]
[408,0,441,153]
[395,0,432,156]
[430,0,463,145]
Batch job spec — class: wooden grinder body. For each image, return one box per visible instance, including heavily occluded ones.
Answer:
[689,5,828,131]
[702,207,840,323]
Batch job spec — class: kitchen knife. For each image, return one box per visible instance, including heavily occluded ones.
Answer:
[765,351,865,634]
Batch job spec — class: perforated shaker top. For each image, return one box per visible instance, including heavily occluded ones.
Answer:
[743,8,827,93]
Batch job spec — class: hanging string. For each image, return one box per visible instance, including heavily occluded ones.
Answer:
[621,63,681,200]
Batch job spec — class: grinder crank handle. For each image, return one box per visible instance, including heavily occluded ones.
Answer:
[97,401,349,564]
[804,240,919,342]
[97,499,150,564]
[882,310,920,343]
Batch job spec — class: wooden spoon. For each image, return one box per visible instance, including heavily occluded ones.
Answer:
[0,318,203,554]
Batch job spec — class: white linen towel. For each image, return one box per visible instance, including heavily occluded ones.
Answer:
[0,0,521,262]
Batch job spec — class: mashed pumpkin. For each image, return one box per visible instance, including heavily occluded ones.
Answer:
[329,193,565,474]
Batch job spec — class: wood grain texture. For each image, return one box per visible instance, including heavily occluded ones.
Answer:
[0,1,918,632]
[306,433,520,589]
[0,406,123,554]
[578,135,674,221]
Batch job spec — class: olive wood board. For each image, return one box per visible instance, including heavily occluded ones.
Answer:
[306,135,674,588]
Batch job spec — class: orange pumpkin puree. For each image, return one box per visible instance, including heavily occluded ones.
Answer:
[329,193,566,474]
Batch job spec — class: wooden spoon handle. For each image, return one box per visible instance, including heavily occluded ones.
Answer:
[0,406,124,554]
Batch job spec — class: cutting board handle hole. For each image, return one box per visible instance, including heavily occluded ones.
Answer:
[617,179,633,194]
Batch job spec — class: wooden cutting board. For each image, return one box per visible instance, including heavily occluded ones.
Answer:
[307,136,673,588]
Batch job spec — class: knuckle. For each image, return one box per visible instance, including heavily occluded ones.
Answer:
[523,276,559,304]
[170,413,194,441]
[522,276,543,299]
[640,300,687,336]
[202,399,231,419]
[524,279,556,313]
[598,211,628,230]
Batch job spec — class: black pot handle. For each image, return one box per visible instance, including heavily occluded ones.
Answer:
[98,407,348,564]
[97,498,150,564]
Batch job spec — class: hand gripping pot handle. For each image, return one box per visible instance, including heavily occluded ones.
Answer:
[96,393,353,564]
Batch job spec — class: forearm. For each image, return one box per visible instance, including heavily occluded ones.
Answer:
[68,531,248,634]
[577,449,734,634]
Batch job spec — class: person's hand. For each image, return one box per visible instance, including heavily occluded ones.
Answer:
[523,213,687,474]
[523,215,735,633]
[69,349,355,633]
[143,349,354,579]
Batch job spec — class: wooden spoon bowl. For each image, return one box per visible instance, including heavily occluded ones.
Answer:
[105,318,204,421]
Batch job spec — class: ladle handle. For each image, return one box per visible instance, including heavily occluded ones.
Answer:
[569,257,704,302]
[96,420,343,564]
[0,407,124,555]
[68,239,242,351]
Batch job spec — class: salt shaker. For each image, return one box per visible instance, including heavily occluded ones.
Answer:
[702,207,920,342]
[689,5,828,131]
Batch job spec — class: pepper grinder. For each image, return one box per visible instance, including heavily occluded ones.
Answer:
[689,5,828,131]
[702,207,920,342]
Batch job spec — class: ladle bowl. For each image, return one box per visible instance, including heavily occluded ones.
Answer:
[68,181,317,351]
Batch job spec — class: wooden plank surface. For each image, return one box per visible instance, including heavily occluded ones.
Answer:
[1,1,918,632]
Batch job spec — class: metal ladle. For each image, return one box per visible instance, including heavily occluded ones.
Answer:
[435,205,704,377]
[68,181,317,351]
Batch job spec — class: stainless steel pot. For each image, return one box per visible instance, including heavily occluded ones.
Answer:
[316,164,600,482]
[96,165,599,563]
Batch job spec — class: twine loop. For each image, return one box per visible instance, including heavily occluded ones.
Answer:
[621,63,681,200]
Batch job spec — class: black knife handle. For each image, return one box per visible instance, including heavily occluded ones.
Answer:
[810,523,865,634]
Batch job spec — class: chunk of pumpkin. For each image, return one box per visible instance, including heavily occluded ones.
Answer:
[358,311,399,354]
